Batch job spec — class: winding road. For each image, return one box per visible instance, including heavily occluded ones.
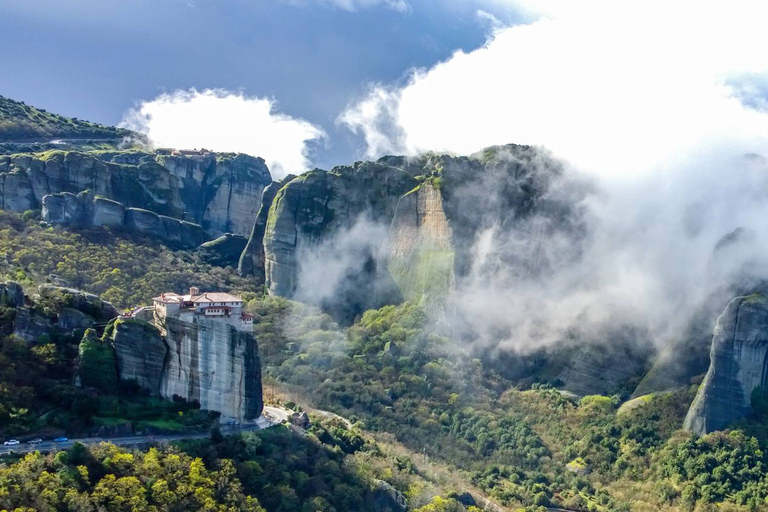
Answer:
[0,406,292,457]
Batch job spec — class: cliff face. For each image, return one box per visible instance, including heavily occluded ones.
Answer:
[41,191,208,249]
[684,295,768,435]
[262,163,417,319]
[156,315,263,421]
[386,181,454,303]
[0,150,272,238]
[238,176,294,280]
[111,319,168,395]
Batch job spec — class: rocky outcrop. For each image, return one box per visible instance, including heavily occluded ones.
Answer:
[386,181,454,302]
[1,150,272,237]
[0,281,24,307]
[370,480,407,512]
[684,295,768,435]
[238,176,294,279]
[38,284,119,321]
[125,208,207,249]
[42,191,207,249]
[262,164,417,319]
[110,319,168,395]
[157,315,263,420]
[198,234,249,268]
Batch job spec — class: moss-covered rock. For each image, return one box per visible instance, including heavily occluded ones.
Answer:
[198,233,248,268]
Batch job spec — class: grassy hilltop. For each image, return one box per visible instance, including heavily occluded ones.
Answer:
[0,95,133,141]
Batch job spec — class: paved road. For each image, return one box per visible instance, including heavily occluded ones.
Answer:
[0,406,291,456]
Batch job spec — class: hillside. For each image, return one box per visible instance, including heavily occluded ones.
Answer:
[0,95,133,141]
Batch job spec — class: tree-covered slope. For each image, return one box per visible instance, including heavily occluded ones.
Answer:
[0,95,132,141]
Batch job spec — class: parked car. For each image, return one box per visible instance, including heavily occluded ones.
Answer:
[3,440,19,446]
[27,438,42,445]
[53,437,68,443]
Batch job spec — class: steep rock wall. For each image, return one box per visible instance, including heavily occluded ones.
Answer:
[111,319,168,395]
[41,191,207,249]
[157,315,263,420]
[238,176,294,280]
[262,163,417,317]
[386,181,454,302]
[0,150,272,237]
[684,295,768,435]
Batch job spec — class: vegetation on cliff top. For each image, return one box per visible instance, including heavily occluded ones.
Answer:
[0,210,257,309]
[0,95,133,141]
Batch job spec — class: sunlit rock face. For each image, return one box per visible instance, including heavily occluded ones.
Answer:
[41,191,208,249]
[110,319,168,395]
[1,150,272,237]
[157,315,263,421]
[684,294,768,435]
[262,163,416,321]
[238,176,294,280]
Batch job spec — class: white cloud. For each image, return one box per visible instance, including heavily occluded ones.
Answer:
[283,0,410,12]
[121,89,325,177]
[340,0,768,178]
[338,0,768,361]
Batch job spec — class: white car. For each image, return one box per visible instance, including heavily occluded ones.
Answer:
[3,440,19,446]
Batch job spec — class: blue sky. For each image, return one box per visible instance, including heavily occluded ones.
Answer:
[0,0,521,169]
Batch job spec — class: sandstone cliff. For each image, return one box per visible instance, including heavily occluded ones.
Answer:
[0,150,272,238]
[262,163,417,320]
[684,294,768,435]
[155,314,263,420]
[238,176,294,280]
[41,191,208,249]
[110,319,168,395]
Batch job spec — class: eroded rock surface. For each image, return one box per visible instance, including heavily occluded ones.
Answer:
[157,315,263,420]
[263,164,417,319]
[2,150,272,237]
[111,319,168,395]
[42,191,207,249]
[684,294,768,435]
[238,176,294,279]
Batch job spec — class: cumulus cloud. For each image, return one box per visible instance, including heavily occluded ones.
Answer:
[340,0,768,176]
[337,0,768,362]
[121,89,324,177]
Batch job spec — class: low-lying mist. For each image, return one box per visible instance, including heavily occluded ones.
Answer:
[332,0,768,365]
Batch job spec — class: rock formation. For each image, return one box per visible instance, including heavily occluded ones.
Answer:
[262,164,417,319]
[110,319,168,395]
[684,294,768,435]
[385,181,454,303]
[155,314,263,420]
[238,176,294,280]
[0,149,272,238]
[41,191,208,249]
[198,234,249,268]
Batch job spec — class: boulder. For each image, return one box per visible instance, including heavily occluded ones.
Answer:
[124,208,207,249]
[38,284,119,321]
[290,411,310,428]
[42,192,85,227]
[370,480,407,512]
[0,281,25,308]
[57,307,93,330]
[12,308,52,342]
[684,294,768,435]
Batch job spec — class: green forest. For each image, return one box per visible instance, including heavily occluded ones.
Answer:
[0,211,766,512]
